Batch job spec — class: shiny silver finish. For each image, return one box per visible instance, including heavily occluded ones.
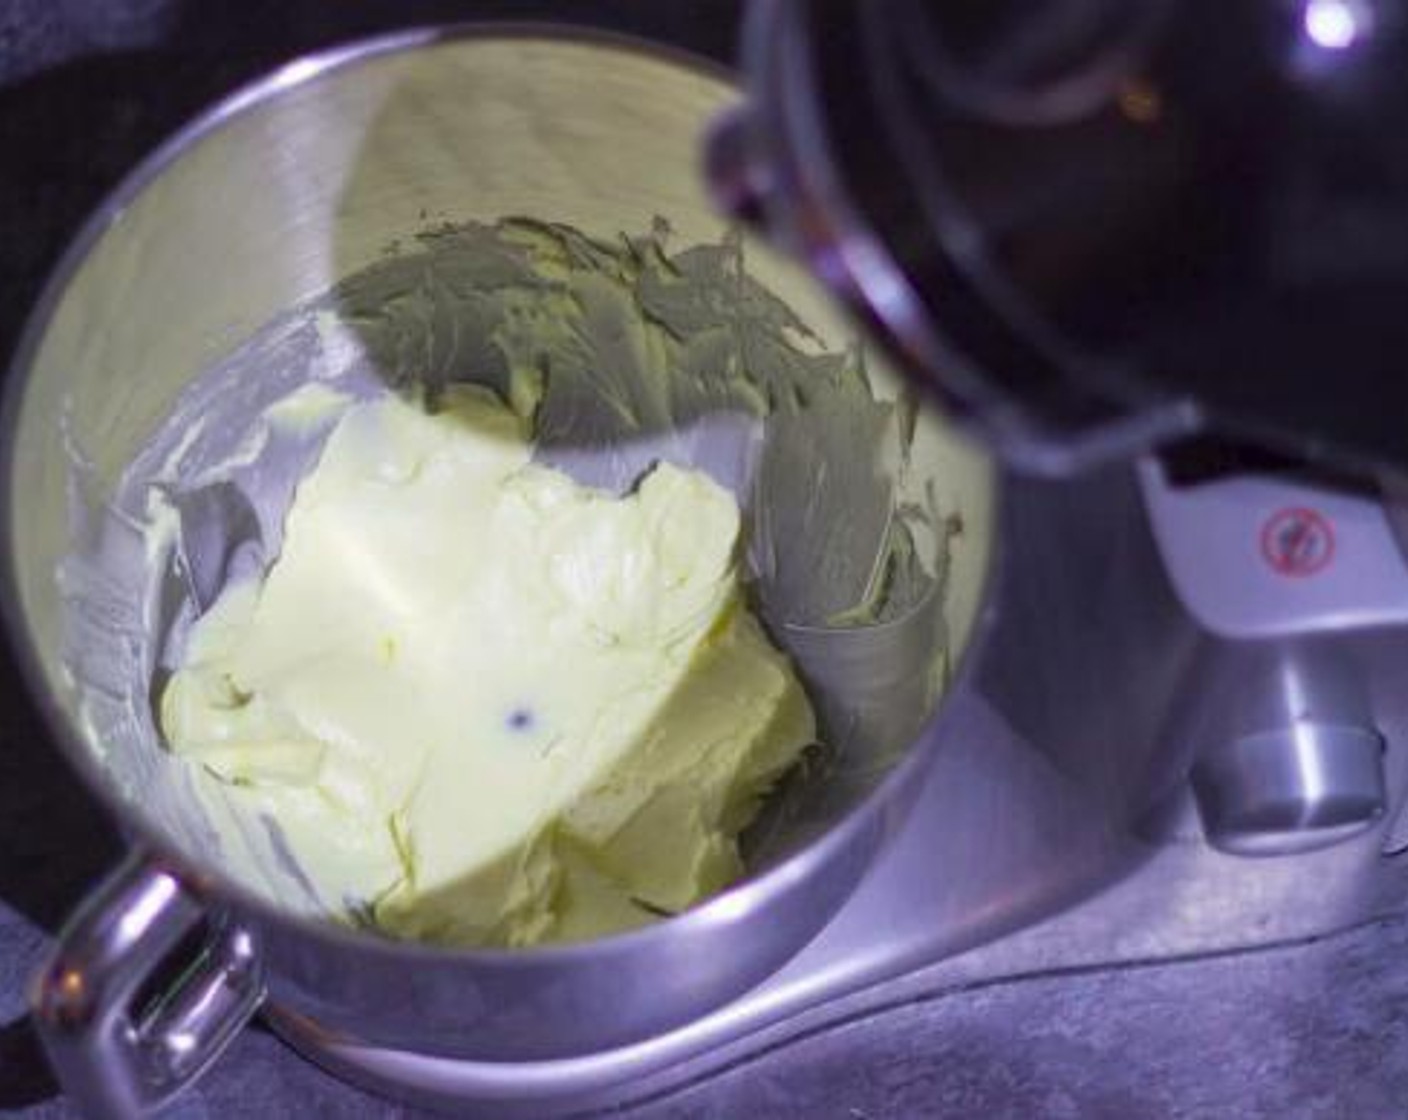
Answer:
[267,684,1142,1116]
[3,28,1005,1111]
[18,21,1398,1120]
[28,854,264,1120]
[1140,459,1401,853]
[272,727,1408,1117]
[1157,624,1408,865]
[1140,462,1401,853]
[1174,640,1390,855]
[267,468,1408,1116]
[1193,723,1385,854]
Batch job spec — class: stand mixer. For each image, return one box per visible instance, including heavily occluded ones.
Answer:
[12,3,1408,1115]
[269,468,1408,1117]
[532,0,1408,1113]
[707,0,1408,864]
[301,2,1408,1109]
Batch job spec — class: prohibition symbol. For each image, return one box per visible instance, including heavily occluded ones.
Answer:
[1260,507,1335,578]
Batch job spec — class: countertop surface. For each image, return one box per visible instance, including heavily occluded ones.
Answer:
[2,3,1407,1117]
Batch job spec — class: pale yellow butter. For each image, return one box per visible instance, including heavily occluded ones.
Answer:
[160,385,815,946]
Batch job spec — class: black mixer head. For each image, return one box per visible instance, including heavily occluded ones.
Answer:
[711,0,1408,479]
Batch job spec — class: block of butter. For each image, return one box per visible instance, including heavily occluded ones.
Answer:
[160,384,815,947]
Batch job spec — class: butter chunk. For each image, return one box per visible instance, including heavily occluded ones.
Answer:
[160,385,815,946]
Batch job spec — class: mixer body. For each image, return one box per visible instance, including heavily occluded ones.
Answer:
[267,463,1408,1115]
[9,10,1408,1115]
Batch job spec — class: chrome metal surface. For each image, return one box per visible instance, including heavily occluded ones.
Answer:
[1172,639,1391,854]
[2,28,1010,1113]
[1139,462,1405,853]
[1193,723,1386,854]
[267,684,1137,1116]
[261,465,1185,1115]
[302,462,1407,1113]
[271,748,1408,1116]
[15,18,1402,1120]
[28,853,264,1120]
[264,471,1408,1116]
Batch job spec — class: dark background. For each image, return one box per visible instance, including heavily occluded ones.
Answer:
[2,3,1408,1117]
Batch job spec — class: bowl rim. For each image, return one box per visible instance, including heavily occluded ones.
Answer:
[0,21,1002,968]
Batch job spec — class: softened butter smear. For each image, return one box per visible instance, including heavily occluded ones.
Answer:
[159,383,815,947]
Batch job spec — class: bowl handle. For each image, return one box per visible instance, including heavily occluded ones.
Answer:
[29,851,265,1118]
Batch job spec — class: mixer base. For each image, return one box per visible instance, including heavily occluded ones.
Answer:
[263,686,1408,1118]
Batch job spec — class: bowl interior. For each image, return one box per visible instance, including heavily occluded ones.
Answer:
[6,34,994,941]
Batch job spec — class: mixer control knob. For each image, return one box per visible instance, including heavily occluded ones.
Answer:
[1192,723,1386,856]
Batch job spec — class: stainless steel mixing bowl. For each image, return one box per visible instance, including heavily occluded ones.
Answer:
[1,28,995,1117]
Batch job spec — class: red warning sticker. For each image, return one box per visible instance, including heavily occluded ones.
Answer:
[1260,507,1335,577]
